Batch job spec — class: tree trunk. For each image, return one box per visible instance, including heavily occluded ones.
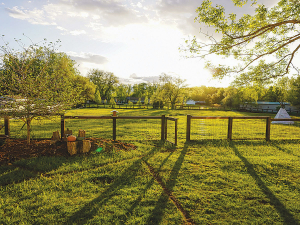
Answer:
[26,118,32,145]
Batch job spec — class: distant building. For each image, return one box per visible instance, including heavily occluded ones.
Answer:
[186,100,206,105]
[240,101,298,112]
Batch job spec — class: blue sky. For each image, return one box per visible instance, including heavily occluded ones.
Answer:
[1,0,278,87]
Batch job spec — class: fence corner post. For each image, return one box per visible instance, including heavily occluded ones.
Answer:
[4,116,10,137]
[61,114,65,140]
[266,117,271,141]
[161,115,166,141]
[227,117,233,141]
[186,115,191,142]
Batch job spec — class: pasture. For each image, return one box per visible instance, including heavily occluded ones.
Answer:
[1,108,300,224]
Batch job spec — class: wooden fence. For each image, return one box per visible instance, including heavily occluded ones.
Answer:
[62,115,178,145]
[0,117,9,137]
[186,115,300,141]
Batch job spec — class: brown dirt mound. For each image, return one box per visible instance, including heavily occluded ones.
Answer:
[0,138,137,166]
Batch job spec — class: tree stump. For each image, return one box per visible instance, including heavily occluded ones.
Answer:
[67,141,78,155]
[78,129,85,138]
[81,140,91,153]
[52,131,60,141]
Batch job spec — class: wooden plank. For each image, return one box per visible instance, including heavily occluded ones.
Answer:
[64,116,112,119]
[191,116,269,120]
[116,116,161,119]
[192,116,229,119]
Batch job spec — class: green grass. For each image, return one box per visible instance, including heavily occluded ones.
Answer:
[1,108,300,224]
[7,108,300,141]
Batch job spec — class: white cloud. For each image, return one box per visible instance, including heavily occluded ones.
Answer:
[69,30,86,36]
[6,6,56,25]
[69,52,109,65]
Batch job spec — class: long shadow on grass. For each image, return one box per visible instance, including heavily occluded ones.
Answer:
[230,142,299,225]
[120,149,176,223]
[65,145,162,224]
[271,141,300,159]
[0,156,68,186]
[145,143,190,224]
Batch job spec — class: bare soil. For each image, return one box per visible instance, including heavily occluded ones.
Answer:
[0,138,137,166]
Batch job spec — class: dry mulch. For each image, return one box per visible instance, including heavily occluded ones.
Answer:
[0,138,137,166]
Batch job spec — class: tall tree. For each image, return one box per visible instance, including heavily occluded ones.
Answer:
[0,38,83,144]
[154,73,187,109]
[87,69,119,101]
[115,84,128,103]
[184,0,300,83]
[265,77,290,107]
[94,87,102,104]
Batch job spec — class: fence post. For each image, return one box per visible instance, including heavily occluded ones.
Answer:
[186,115,191,142]
[61,115,65,140]
[175,119,178,146]
[165,118,168,140]
[112,116,117,141]
[4,116,10,136]
[266,117,271,141]
[227,117,233,140]
[161,115,166,141]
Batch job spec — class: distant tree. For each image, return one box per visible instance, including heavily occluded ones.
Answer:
[87,69,119,101]
[73,75,96,103]
[288,76,300,107]
[132,83,147,98]
[109,98,116,108]
[154,73,187,109]
[94,87,102,104]
[265,77,290,107]
[0,38,82,144]
[210,88,225,104]
[115,84,127,103]
[144,93,149,105]
[184,0,300,84]
[221,87,241,108]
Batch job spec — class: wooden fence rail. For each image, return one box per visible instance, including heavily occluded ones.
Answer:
[62,115,178,145]
[186,115,300,141]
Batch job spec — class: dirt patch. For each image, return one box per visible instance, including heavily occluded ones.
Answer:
[0,138,137,166]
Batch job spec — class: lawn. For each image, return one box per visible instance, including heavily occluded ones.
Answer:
[1,108,300,224]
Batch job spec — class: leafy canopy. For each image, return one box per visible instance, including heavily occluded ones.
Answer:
[0,37,89,143]
[87,69,119,101]
[184,0,300,84]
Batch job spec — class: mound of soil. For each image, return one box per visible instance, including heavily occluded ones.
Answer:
[0,138,137,166]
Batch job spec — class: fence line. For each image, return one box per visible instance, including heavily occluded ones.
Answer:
[2,114,300,143]
[62,115,178,145]
[186,115,300,141]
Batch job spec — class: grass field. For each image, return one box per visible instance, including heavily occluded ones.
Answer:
[1,108,300,224]
[6,108,300,142]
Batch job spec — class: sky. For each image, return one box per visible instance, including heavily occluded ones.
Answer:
[0,0,279,87]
